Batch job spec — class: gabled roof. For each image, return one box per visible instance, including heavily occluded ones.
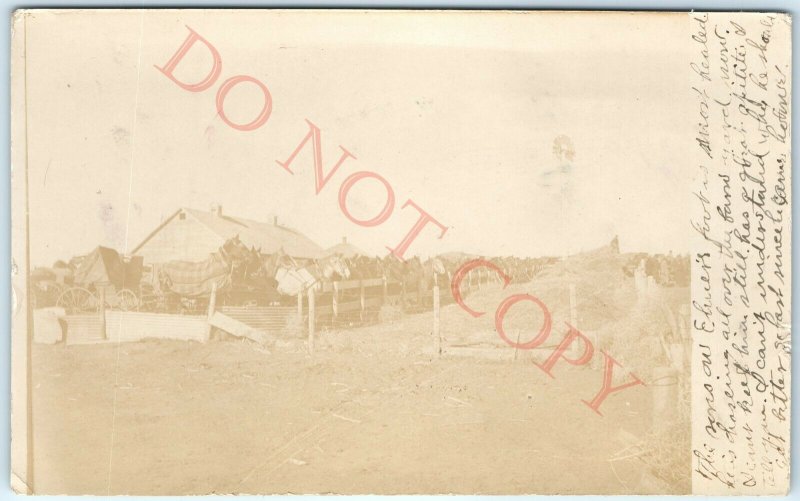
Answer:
[323,240,368,258]
[132,207,325,259]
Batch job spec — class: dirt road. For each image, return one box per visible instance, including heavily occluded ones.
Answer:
[31,263,690,495]
[32,332,680,494]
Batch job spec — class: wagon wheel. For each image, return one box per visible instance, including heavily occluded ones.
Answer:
[114,289,140,311]
[56,287,98,313]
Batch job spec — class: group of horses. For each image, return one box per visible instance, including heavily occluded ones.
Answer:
[35,233,687,317]
[621,253,690,288]
[32,236,554,313]
[212,235,555,308]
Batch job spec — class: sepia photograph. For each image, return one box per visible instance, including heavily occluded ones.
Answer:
[8,8,791,495]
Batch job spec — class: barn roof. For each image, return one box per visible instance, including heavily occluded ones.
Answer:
[132,207,325,259]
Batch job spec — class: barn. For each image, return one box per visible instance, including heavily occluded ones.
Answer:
[323,237,368,258]
[131,206,325,263]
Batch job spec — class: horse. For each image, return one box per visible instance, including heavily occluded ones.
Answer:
[399,257,428,309]
[379,254,405,283]
[311,254,351,282]
[219,235,254,282]
[344,255,382,280]
[272,251,343,297]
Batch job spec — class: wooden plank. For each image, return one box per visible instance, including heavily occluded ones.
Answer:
[321,278,390,292]
[334,301,362,314]
[315,305,334,316]
[336,279,362,291]
[364,297,383,308]
[209,311,270,345]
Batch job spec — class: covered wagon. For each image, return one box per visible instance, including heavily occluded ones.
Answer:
[57,246,143,313]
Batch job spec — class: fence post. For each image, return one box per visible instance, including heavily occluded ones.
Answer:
[433,285,441,357]
[332,281,339,321]
[99,288,107,340]
[297,290,303,320]
[359,280,366,322]
[205,282,217,341]
[207,282,217,321]
[308,286,316,356]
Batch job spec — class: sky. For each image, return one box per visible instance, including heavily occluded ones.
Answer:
[17,10,694,267]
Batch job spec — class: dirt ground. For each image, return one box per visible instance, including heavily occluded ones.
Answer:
[30,261,690,495]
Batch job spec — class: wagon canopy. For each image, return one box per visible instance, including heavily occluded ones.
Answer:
[73,246,143,290]
[153,252,231,297]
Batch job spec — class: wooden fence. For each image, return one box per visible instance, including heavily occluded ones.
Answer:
[54,267,500,348]
[430,280,600,364]
[302,268,495,334]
